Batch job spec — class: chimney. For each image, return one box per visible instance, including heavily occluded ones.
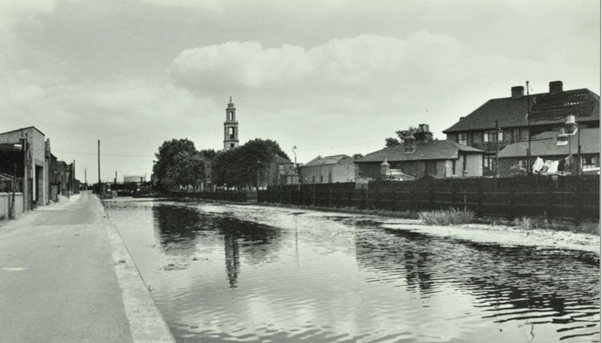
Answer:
[511,86,524,99]
[459,116,465,121]
[415,123,433,143]
[404,130,416,153]
[549,81,563,94]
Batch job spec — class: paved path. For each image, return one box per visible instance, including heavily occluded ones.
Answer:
[0,191,175,343]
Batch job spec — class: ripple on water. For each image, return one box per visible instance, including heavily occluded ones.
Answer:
[104,200,600,343]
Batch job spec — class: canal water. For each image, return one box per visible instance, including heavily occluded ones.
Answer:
[104,199,600,343]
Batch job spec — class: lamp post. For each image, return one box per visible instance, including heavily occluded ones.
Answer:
[256,161,261,191]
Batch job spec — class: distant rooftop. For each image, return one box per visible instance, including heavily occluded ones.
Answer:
[302,154,353,167]
[356,140,483,163]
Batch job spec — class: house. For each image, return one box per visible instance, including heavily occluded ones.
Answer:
[443,81,600,176]
[498,128,600,176]
[299,154,356,184]
[356,124,484,180]
[0,126,49,209]
[265,155,299,187]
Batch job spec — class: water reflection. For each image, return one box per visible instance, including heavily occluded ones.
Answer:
[355,228,600,341]
[105,200,600,343]
[153,204,283,288]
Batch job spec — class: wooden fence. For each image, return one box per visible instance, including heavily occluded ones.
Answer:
[258,184,599,222]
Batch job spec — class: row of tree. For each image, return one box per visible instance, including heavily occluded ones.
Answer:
[153,138,289,190]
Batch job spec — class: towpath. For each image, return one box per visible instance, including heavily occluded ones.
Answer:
[0,191,174,343]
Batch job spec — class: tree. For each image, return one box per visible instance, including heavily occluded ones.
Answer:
[211,138,291,189]
[352,153,364,159]
[153,139,197,183]
[164,150,205,189]
[385,137,401,148]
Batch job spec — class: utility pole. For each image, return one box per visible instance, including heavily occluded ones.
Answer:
[98,140,101,184]
[22,134,28,211]
[526,81,532,176]
[495,119,500,178]
[11,164,16,219]
[85,169,87,185]
[577,128,582,175]
[115,171,118,185]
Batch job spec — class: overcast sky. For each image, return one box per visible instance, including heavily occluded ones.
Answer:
[1,0,599,182]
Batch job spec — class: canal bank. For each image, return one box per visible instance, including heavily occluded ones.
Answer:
[122,197,600,255]
[0,191,175,343]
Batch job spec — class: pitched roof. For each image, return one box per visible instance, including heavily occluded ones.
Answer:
[274,155,293,164]
[302,154,352,167]
[356,140,483,163]
[444,88,599,133]
[498,128,600,158]
[0,126,45,137]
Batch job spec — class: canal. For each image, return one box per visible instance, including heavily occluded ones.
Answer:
[104,199,600,343]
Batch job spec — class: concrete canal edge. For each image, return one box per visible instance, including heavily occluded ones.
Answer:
[102,216,176,343]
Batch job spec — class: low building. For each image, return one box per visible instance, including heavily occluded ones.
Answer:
[124,175,146,183]
[356,125,484,180]
[498,128,600,176]
[266,155,298,186]
[299,154,356,184]
[0,126,48,209]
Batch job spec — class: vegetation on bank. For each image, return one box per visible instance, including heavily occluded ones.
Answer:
[513,216,600,235]
[153,138,288,190]
[418,208,475,226]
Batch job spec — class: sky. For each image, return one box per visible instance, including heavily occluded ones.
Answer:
[1,0,599,183]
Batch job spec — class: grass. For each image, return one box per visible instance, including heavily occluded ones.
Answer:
[418,208,475,226]
[513,216,600,235]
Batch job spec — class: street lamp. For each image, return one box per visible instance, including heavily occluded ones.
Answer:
[256,161,261,191]
[292,146,297,167]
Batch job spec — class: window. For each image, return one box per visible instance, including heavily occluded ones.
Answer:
[452,160,456,175]
[230,143,234,148]
[483,156,496,171]
[483,131,503,143]
[457,132,467,146]
[320,175,324,183]
[512,128,521,142]
[312,175,315,183]
[582,156,598,170]
[229,127,235,139]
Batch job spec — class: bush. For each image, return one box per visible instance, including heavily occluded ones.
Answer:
[418,208,475,226]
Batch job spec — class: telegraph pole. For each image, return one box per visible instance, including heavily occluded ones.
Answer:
[526,81,532,175]
[97,140,101,184]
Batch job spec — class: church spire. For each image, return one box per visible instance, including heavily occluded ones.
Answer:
[224,97,239,150]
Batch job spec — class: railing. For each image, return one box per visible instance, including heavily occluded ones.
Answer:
[258,186,599,222]
[169,190,250,203]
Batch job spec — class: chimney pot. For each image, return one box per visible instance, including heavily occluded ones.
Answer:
[511,86,524,99]
[549,81,563,94]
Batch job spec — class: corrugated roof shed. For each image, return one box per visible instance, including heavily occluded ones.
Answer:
[498,128,600,158]
[444,88,599,133]
[356,140,483,163]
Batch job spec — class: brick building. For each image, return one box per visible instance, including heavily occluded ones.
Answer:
[299,154,356,184]
[443,81,599,176]
[356,125,483,180]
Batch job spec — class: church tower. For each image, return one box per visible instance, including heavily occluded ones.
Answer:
[223,96,239,150]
